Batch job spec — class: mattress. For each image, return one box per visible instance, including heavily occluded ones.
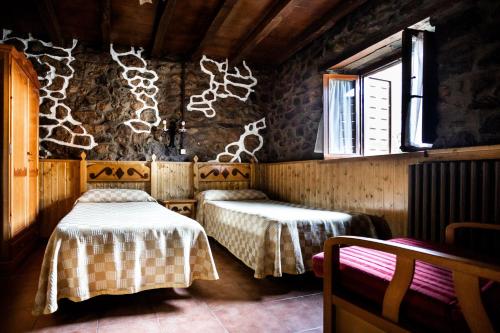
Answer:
[313,238,500,332]
[197,190,379,278]
[33,191,218,315]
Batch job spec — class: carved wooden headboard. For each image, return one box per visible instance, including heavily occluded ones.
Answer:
[79,152,159,196]
[193,156,255,194]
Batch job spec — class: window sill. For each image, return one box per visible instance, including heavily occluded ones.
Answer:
[322,151,424,163]
[320,144,500,164]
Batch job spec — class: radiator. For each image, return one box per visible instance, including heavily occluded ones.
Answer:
[408,160,500,244]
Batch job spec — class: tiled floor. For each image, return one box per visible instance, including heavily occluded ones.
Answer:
[1,240,323,333]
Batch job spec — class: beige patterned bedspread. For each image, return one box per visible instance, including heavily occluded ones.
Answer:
[199,199,378,278]
[33,202,218,315]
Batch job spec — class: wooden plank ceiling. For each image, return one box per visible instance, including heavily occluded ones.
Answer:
[1,0,367,66]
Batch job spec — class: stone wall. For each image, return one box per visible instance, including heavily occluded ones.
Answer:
[1,35,271,161]
[262,0,500,162]
[4,0,499,163]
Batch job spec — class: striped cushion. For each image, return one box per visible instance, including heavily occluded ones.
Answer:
[314,238,499,332]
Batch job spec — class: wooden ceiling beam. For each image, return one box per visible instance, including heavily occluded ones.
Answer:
[151,0,178,58]
[192,0,238,61]
[275,0,368,65]
[36,0,63,46]
[101,0,111,50]
[231,0,294,64]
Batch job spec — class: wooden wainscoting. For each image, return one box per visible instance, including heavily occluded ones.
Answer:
[155,162,193,199]
[255,145,500,237]
[39,160,81,237]
[255,157,418,237]
[38,145,500,238]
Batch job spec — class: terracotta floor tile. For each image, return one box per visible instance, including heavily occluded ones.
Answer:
[212,293,323,333]
[297,327,322,333]
[154,295,226,333]
[5,239,324,333]
[98,318,161,333]
[31,318,98,333]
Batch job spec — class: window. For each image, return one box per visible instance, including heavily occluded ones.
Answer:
[317,19,437,158]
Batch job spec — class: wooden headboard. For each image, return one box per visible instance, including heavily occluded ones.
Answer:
[193,156,255,194]
[79,152,159,196]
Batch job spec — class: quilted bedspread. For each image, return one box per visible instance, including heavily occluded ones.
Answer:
[197,191,378,278]
[33,201,218,315]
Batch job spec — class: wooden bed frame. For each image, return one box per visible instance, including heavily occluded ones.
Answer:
[323,222,500,333]
[78,152,256,198]
[192,155,255,194]
[79,152,159,196]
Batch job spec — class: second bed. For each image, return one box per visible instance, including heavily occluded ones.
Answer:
[196,189,390,278]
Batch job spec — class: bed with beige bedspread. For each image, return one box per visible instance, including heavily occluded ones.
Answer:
[196,189,383,278]
[33,189,218,315]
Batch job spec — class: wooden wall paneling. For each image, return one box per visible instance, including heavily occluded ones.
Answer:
[39,160,81,237]
[303,162,310,205]
[383,159,397,235]
[320,163,327,208]
[276,163,282,200]
[156,162,193,199]
[292,163,298,203]
[255,147,499,238]
[36,145,500,239]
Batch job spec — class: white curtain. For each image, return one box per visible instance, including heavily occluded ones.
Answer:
[314,116,323,153]
[406,32,432,148]
[329,80,354,154]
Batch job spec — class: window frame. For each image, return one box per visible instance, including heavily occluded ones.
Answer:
[361,59,403,156]
[323,58,401,159]
[322,73,360,159]
[401,28,437,151]
[322,24,437,160]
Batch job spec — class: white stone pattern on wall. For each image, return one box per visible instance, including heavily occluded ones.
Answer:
[110,44,160,133]
[211,118,266,162]
[1,29,97,155]
[187,55,258,118]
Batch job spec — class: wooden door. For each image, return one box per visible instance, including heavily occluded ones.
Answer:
[10,59,29,237]
[27,83,39,227]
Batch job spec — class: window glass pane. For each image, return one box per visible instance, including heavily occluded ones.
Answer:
[407,32,432,148]
[410,33,424,97]
[363,61,402,155]
[364,78,390,155]
[328,79,356,154]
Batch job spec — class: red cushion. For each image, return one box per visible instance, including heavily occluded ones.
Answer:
[312,252,324,277]
[314,238,500,332]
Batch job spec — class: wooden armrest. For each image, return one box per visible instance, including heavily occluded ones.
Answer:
[323,236,500,333]
[445,222,500,245]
